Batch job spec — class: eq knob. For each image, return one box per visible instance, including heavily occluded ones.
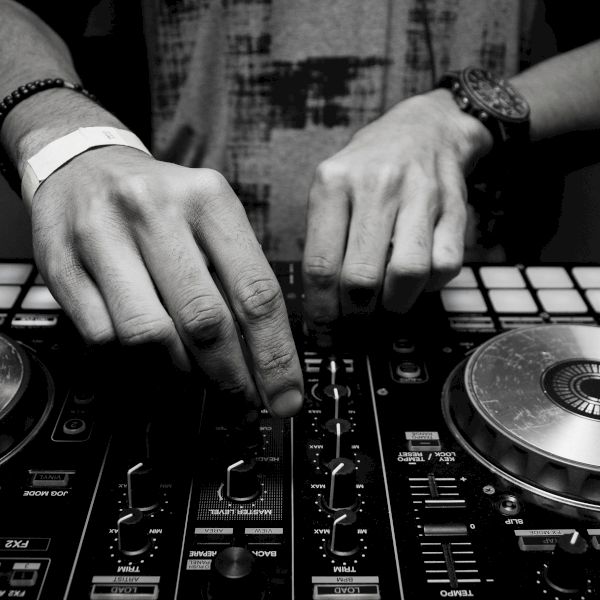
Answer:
[324,457,358,511]
[321,384,349,421]
[319,355,348,388]
[544,531,589,594]
[127,461,160,512]
[320,418,353,465]
[225,458,261,503]
[117,508,150,557]
[208,546,264,599]
[329,509,359,557]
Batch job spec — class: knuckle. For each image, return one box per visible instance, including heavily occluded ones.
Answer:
[303,256,339,290]
[196,168,229,197]
[387,257,431,281]
[341,263,382,291]
[179,295,232,347]
[118,314,177,347]
[314,159,349,190]
[81,324,115,346]
[256,342,297,378]
[237,276,284,323]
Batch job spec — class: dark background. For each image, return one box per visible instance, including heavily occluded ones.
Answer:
[1,0,599,263]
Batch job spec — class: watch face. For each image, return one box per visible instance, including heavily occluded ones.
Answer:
[462,67,530,123]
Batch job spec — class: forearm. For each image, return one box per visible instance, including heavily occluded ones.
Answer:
[0,0,125,205]
[510,40,600,142]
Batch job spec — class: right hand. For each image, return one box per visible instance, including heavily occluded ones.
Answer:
[30,146,304,417]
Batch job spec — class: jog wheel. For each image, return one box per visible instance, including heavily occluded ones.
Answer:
[0,333,53,465]
[442,324,600,515]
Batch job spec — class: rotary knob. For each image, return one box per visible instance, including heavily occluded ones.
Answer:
[324,457,358,511]
[320,418,353,465]
[208,546,264,599]
[544,531,589,594]
[321,384,349,421]
[329,509,359,557]
[319,355,348,387]
[127,461,160,512]
[117,508,150,557]
[225,458,261,503]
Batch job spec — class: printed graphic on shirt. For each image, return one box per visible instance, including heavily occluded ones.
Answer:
[151,0,527,259]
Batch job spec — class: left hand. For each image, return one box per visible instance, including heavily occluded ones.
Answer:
[302,89,493,338]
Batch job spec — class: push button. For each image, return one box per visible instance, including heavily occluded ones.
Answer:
[537,289,587,314]
[0,285,21,309]
[572,266,600,288]
[441,289,487,313]
[526,267,572,288]
[0,263,32,284]
[90,584,159,599]
[480,266,525,288]
[21,286,61,310]
[488,289,538,314]
[9,568,38,587]
[444,267,477,288]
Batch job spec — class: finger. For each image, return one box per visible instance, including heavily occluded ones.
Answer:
[382,179,439,313]
[340,183,398,317]
[74,227,190,372]
[426,177,467,291]
[36,243,116,345]
[185,170,304,417]
[302,162,350,339]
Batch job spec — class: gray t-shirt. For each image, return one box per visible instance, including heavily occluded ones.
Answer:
[143,0,535,260]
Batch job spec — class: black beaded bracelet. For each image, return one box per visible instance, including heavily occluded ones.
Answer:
[0,78,98,194]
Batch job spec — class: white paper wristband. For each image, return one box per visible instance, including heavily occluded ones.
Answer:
[20,126,152,204]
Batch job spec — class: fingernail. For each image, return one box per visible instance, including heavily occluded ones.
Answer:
[270,388,304,417]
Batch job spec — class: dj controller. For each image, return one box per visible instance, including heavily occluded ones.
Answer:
[1,259,600,599]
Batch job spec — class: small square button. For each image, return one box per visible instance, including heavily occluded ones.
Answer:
[445,267,477,288]
[537,289,587,314]
[441,289,487,313]
[489,289,538,314]
[585,290,600,313]
[21,286,61,310]
[0,285,21,310]
[525,267,572,289]
[572,267,600,289]
[480,266,525,288]
[0,263,32,284]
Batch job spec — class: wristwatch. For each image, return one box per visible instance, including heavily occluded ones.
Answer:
[437,66,530,150]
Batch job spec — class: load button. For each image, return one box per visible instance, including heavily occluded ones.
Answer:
[313,584,380,599]
[90,584,159,599]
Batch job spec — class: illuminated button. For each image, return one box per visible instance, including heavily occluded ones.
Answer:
[585,290,600,312]
[537,289,587,314]
[21,286,61,310]
[526,267,572,289]
[480,266,525,288]
[0,263,32,284]
[572,267,600,289]
[0,285,21,309]
[488,289,538,314]
[441,289,487,313]
[445,267,477,288]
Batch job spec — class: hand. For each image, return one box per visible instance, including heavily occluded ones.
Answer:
[302,89,493,337]
[30,146,304,417]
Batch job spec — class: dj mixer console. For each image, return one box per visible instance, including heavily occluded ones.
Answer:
[1,260,600,599]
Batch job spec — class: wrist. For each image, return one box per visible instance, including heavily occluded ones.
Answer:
[423,88,494,166]
[1,87,124,175]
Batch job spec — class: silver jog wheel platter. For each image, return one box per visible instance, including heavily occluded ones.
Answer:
[442,324,600,515]
[0,333,53,465]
